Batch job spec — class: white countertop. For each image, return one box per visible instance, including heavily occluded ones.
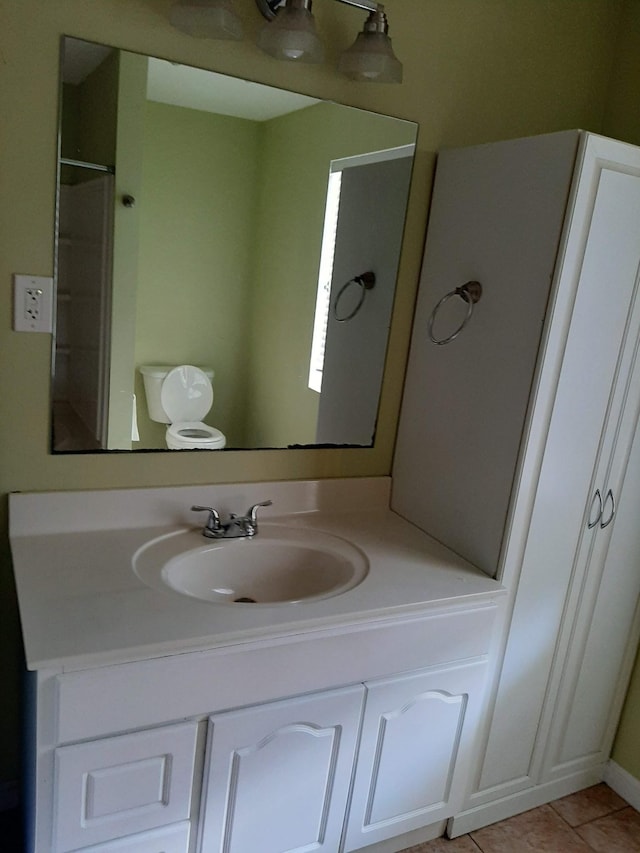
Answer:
[9,478,504,671]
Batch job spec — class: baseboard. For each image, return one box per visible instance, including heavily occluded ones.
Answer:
[604,760,640,812]
[448,767,603,837]
[0,780,19,812]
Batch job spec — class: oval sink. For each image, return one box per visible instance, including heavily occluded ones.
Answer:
[133,524,369,605]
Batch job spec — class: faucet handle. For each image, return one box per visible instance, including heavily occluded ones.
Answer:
[246,500,273,526]
[191,505,221,532]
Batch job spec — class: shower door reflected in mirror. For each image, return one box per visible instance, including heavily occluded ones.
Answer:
[53,37,417,453]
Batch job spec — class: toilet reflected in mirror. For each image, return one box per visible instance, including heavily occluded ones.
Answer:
[139,365,227,450]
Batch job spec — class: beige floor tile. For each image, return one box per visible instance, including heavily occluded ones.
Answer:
[576,806,640,852]
[400,835,481,852]
[549,782,627,827]
[469,804,592,852]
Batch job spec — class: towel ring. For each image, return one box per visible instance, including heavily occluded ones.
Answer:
[428,280,483,345]
[333,271,376,322]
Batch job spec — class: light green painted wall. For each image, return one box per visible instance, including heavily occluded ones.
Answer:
[134,101,260,448]
[0,0,628,785]
[613,647,640,779]
[248,101,416,447]
[603,0,640,146]
[604,0,640,784]
[107,51,148,449]
[60,84,80,163]
[60,51,118,187]
[78,49,119,167]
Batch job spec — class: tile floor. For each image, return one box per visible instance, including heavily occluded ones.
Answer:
[400,784,640,853]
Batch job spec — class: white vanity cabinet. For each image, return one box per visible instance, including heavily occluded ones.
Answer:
[26,596,500,853]
[393,131,640,833]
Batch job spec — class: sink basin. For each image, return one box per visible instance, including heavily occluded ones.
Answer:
[133,524,369,605]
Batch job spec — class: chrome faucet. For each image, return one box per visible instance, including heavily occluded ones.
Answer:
[191,500,272,539]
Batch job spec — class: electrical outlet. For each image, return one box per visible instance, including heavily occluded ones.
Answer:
[13,274,54,333]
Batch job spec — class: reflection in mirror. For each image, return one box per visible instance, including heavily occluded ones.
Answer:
[53,37,417,453]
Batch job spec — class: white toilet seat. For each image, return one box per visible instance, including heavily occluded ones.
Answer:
[166,421,226,450]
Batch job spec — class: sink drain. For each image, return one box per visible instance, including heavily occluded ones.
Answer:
[234,596,258,604]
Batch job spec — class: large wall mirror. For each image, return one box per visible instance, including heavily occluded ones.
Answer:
[53,36,417,453]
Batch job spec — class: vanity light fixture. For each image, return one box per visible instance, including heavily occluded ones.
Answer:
[169,0,244,41]
[257,0,403,81]
[168,0,403,82]
[256,0,324,64]
[337,5,402,83]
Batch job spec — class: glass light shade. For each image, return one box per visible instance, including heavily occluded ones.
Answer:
[257,1,324,63]
[338,31,403,83]
[169,0,244,41]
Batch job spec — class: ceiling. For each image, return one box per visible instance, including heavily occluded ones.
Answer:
[63,37,319,122]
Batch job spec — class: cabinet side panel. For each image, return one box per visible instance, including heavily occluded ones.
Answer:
[392,131,578,576]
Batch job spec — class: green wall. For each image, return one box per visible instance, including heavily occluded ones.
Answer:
[248,101,416,447]
[0,0,632,788]
[134,101,260,448]
[135,99,414,450]
[107,50,148,449]
[77,50,119,167]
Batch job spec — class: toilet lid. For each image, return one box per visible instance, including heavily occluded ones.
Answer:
[161,365,213,422]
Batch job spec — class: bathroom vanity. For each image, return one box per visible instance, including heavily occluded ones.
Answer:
[10,478,505,853]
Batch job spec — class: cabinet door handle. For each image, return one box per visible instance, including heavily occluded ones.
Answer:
[587,489,603,529]
[600,488,616,528]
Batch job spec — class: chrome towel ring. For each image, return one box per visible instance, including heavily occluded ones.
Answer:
[333,271,376,322]
[427,280,483,345]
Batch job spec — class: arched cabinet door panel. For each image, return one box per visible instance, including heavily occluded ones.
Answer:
[344,661,488,851]
[198,685,364,853]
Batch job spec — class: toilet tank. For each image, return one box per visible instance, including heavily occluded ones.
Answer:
[139,365,214,424]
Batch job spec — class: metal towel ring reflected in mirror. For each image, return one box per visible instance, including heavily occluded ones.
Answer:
[333,271,376,322]
[427,280,483,345]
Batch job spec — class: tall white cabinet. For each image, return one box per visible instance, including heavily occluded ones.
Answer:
[392,131,640,833]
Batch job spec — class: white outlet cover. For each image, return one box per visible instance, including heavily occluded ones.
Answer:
[13,274,54,333]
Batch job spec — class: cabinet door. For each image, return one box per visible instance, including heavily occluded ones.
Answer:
[198,686,364,853]
[344,661,487,851]
[541,361,640,779]
[392,131,579,575]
